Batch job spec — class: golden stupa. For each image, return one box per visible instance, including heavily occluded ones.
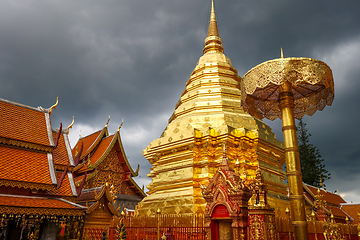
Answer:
[135,1,288,216]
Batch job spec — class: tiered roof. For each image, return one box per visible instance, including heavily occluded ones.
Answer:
[72,123,145,198]
[0,98,84,216]
[303,183,351,222]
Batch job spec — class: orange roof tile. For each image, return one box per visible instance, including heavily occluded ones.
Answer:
[72,130,103,158]
[0,145,53,186]
[52,132,70,166]
[0,194,83,210]
[341,204,360,224]
[78,135,114,172]
[89,135,114,165]
[48,172,73,197]
[0,100,51,146]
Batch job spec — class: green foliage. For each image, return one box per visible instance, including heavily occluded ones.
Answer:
[117,219,126,240]
[297,119,330,187]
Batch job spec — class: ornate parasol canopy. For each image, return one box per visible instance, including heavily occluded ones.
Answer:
[241,57,334,120]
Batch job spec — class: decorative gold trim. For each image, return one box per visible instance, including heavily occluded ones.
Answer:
[0,137,53,152]
[73,160,86,172]
[0,206,84,216]
[0,179,55,191]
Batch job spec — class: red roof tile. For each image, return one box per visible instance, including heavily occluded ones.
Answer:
[0,100,51,146]
[323,205,348,218]
[0,145,53,186]
[0,194,83,209]
[305,184,346,206]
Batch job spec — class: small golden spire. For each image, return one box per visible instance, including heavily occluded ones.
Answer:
[117,118,124,132]
[79,130,81,138]
[66,116,74,134]
[49,97,58,115]
[203,0,223,54]
[105,115,110,127]
[281,48,284,58]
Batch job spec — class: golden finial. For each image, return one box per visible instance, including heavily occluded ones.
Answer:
[203,0,223,54]
[105,115,110,127]
[66,116,74,134]
[319,174,323,187]
[79,130,81,138]
[135,164,140,176]
[280,48,284,58]
[117,118,124,132]
[210,0,216,21]
[207,0,219,37]
[49,97,58,115]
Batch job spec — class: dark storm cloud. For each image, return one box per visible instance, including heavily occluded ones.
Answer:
[1,0,360,200]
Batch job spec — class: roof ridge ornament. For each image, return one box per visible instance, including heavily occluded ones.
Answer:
[117,118,124,132]
[105,115,110,127]
[66,116,74,134]
[281,47,284,58]
[49,97,58,115]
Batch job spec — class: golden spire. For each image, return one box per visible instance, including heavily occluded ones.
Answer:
[203,0,224,54]
[281,48,284,58]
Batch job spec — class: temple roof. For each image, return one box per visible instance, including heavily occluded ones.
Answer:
[72,127,146,198]
[0,194,85,210]
[72,128,108,160]
[0,97,78,197]
[0,98,53,148]
[0,145,56,191]
[0,194,85,217]
[303,183,350,220]
[304,183,346,206]
[52,131,75,167]
[341,204,360,224]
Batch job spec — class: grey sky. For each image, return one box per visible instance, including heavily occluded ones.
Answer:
[1,0,360,202]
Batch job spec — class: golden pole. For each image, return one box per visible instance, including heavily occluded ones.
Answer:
[285,208,291,240]
[157,208,161,240]
[278,81,309,240]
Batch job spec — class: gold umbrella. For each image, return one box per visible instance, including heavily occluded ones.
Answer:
[241,50,334,240]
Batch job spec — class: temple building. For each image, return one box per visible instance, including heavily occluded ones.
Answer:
[0,98,85,239]
[71,122,146,215]
[135,1,288,216]
[303,183,352,223]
